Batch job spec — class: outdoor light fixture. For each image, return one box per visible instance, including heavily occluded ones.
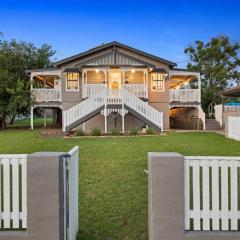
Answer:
[96,69,99,73]
[131,69,135,73]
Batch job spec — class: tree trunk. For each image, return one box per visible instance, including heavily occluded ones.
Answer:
[0,116,6,131]
[10,115,15,125]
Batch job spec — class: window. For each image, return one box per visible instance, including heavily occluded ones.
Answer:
[66,73,79,91]
[151,73,165,91]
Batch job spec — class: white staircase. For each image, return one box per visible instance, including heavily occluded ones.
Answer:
[63,88,163,132]
[121,88,163,131]
[63,89,107,131]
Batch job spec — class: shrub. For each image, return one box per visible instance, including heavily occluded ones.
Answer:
[129,127,138,135]
[75,129,85,136]
[111,128,120,136]
[91,127,102,136]
[146,127,155,135]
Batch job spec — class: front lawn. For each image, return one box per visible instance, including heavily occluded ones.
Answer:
[0,130,240,239]
[7,117,53,128]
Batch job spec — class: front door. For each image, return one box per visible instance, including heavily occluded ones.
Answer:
[109,70,121,90]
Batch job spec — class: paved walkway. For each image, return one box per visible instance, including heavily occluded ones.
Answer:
[169,129,225,135]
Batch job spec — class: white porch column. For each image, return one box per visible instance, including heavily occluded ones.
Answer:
[104,69,107,87]
[30,106,34,130]
[104,108,108,133]
[145,69,148,99]
[43,108,47,127]
[121,69,125,89]
[198,73,201,103]
[122,109,125,133]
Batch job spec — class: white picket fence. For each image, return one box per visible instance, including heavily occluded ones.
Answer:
[0,155,27,229]
[63,146,79,240]
[185,156,240,231]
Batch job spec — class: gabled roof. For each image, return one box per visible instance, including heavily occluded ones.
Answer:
[54,41,177,67]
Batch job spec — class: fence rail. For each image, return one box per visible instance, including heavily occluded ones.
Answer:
[0,155,27,229]
[185,156,240,231]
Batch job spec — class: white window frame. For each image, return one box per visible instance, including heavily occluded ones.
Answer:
[151,73,166,92]
[65,73,80,92]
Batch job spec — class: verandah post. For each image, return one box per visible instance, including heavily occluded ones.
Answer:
[43,108,47,127]
[104,88,108,133]
[30,106,34,130]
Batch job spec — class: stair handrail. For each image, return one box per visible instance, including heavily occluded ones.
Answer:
[63,88,107,131]
[121,88,163,131]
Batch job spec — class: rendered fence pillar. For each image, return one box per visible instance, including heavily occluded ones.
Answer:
[148,152,185,240]
[27,152,66,240]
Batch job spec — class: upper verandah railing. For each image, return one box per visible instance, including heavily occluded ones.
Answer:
[31,86,200,103]
[82,83,147,99]
[32,88,62,102]
[169,89,199,103]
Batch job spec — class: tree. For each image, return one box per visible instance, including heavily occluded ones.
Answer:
[184,35,240,114]
[0,36,56,129]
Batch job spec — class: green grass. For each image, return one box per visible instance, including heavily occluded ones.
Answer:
[7,118,53,128]
[0,130,240,239]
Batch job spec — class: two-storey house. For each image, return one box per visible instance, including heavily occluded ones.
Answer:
[28,41,205,132]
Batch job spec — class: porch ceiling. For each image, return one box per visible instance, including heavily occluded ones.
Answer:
[170,75,195,88]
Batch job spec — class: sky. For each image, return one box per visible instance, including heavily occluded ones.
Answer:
[1,0,240,67]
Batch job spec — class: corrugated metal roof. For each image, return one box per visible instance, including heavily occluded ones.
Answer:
[54,41,177,67]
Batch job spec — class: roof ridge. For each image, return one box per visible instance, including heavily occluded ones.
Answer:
[54,41,177,67]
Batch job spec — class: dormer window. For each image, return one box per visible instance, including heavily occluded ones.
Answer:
[65,70,79,91]
[151,73,166,92]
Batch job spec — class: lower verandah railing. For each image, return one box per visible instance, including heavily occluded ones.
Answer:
[0,155,27,229]
[185,156,240,231]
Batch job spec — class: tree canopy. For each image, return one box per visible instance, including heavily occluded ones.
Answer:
[184,35,240,114]
[0,35,56,129]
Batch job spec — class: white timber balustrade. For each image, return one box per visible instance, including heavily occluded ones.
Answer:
[82,84,107,98]
[121,88,163,131]
[107,89,122,105]
[185,156,240,231]
[123,84,147,98]
[32,88,62,102]
[0,154,27,229]
[170,89,199,103]
[63,89,107,131]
